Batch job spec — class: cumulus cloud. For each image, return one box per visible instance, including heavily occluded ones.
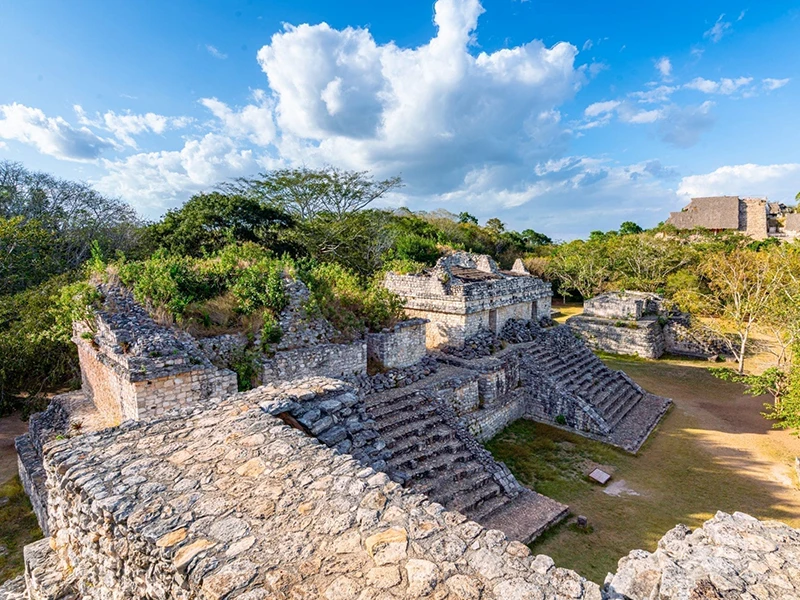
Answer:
[763,78,789,91]
[684,76,752,95]
[658,101,715,148]
[199,91,276,146]
[95,133,265,214]
[0,103,113,161]
[584,100,620,118]
[655,57,672,80]
[255,0,582,193]
[677,163,800,200]
[704,14,732,43]
[75,106,192,148]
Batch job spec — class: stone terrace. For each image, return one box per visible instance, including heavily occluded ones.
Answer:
[36,391,601,600]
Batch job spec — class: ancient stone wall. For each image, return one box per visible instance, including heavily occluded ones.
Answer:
[568,316,665,359]
[260,342,367,382]
[195,334,249,366]
[366,319,427,370]
[38,394,601,600]
[76,285,238,424]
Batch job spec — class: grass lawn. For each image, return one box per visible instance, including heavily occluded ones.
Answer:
[551,301,583,324]
[0,477,42,582]
[486,357,800,584]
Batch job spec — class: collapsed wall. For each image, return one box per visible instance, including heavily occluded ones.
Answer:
[75,285,238,424]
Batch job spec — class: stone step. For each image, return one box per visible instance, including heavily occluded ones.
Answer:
[377,414,444,440]
[400,451,475,479]
[371,402,437,431]
[386,440,464,469]
[449,482,504,517]
[468,493,513,523]
[431,471,495,506]
[386,425,456,453]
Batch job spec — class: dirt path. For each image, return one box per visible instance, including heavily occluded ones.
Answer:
[0,415,27,484]
[611,358,800,506]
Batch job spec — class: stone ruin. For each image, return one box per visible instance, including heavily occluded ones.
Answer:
[6,253,799,599]
[383,253,552,349]
[567,291,724,360]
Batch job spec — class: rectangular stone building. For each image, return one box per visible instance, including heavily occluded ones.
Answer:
[384,253,552,348]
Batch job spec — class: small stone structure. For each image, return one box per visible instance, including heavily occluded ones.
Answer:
[667,195,798,240]
[366,318,428,370]
[568,292,722,360]
[384,253,552,348]
[74,285,238,424]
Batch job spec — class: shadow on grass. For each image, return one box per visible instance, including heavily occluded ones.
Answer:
[0,476,42,583]
[486,407,799,584]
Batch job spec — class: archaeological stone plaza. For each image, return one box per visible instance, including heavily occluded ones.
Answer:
[4,252,799,599]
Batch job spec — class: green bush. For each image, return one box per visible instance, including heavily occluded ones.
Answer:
[230,260,287,315]
[260,314,283,353]
[303,262,405,336]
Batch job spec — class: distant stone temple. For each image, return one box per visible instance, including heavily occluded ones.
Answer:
[667,196,798,240]
[383,252,552,348]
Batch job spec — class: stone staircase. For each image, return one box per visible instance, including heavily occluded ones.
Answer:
[364,387,510,522]
[527,341,643,431]
[363,377,567,541]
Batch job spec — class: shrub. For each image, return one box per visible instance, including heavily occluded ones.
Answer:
[555,414,567,425]
[228,348,261,391]
[260,314,283,353]
[230,260,287,315]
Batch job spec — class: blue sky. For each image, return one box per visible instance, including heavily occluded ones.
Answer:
[1,0,798,239]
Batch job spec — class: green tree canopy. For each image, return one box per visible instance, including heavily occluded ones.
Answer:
[151,192,294,257]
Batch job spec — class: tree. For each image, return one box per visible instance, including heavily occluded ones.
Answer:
[224,166,402,221]
[151,192,294,257]
[548,240,612,299]
[0,161,144,293]
[698,249,783,373]
[485,218,505,233]
[458,212,478,225]
[618,221,644,236]
[609,233,694,292]
[520,229,553,247]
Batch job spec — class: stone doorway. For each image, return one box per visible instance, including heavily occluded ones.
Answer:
[531,300,538,321]
[489,309,498,333]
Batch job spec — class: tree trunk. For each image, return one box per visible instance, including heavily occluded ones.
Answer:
[737,330,749,374]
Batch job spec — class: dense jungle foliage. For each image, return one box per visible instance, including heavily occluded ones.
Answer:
[1,160,798,431]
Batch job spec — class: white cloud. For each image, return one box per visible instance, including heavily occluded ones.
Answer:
[584,100,620,118]
[582,39,593,51]
[256,0,582,193]
[620,106,664,124]
[75,106,192,148]
[95,133,265,213]
[678,163,800,200]
[206,45,228,60]
[684,76,752,95]
[704,14,732,43]
[199,91,276,146]
[0,103,113,161]
[630,85,676,104]
[763,78,789,91]
[655,57,672,80]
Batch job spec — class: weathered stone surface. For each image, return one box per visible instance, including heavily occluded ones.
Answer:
[605,512,800,600]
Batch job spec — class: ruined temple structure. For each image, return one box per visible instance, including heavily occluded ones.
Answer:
[14,255,798,599]
[567,292,724,360]
[383,252,552,349]
[667,195,799,240]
